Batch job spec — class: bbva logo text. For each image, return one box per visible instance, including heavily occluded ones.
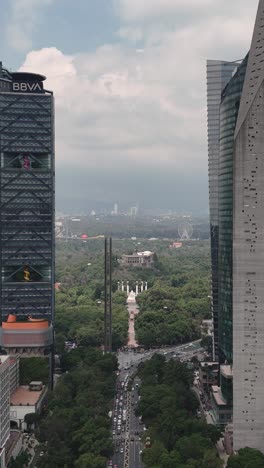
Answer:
[13,82,43,92]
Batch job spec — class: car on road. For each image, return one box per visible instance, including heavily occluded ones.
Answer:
[130,437,134,442]
[120,447,124,453]
[112,430,116,435]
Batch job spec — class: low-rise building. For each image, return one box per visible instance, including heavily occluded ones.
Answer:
[121,251,154,267]
[223,423,233,455]
[0,356,10,468]
[10,381,47,430]
[210,365,233,425]
[9,357,19,394]
[170,242,183,249]
[4,430,23,467]
[199,362,219,390]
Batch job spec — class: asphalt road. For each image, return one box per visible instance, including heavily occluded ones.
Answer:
[109,340,203,468]
[129,379,144,468]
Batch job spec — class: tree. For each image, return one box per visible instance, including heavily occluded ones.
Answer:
[201,335,213,356]
[202,449,223,468]
[24,412,40,430]
[227,447,264,468]
[142,441,166,467]
[75,453,106,468]
[38,348,117,467]
[19,357,49,384]
[9,451,30,468]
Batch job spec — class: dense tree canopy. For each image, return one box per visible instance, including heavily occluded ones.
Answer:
[37,348,117,467]
[136,355,223,468]
[227,447,264,468]
[55,239,211,350]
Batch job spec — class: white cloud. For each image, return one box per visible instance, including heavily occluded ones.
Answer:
[115,0,257,21]
[19,0,259,180]
[114,0,213,21]
[117,27,144,42]
[6,0,53,51]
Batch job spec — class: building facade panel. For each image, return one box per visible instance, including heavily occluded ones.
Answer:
[0,88,55,323]
[0,66,55,353]
[0,356,10,450]
[233,82,264,452]
[218,57,248,363]
[207,60,238,360]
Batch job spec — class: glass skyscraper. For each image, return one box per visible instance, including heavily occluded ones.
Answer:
[207,60,238,360]
[208,0,264,451]
[218,56,248,364]
[0,63,54,359]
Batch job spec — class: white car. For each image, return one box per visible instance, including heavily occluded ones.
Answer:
[113,417,117,422]
[120,447,124,453]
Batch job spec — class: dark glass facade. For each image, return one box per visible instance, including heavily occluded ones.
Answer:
[207,61,238,360]
[218,56,248,363]
[220,372,233,404]
[0,64,55,324]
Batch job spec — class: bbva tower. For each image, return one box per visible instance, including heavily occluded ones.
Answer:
[0,63,55,361]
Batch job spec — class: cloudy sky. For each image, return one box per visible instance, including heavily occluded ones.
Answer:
[0,0,260,213]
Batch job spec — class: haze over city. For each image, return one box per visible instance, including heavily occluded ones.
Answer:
[0,0,259,212]
[2,1,264,467]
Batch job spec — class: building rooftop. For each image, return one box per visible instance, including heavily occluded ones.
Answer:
[221,364,233,379]
[211,386,227,406]
[212,385,219,392]
[123,251,154,257]
[200,361,218,368]
[10,386,45,406]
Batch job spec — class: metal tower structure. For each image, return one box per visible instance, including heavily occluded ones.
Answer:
[104,237,112,353]
[0,66,54,361]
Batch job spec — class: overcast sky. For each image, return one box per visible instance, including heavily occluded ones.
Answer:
[0,0,260,213]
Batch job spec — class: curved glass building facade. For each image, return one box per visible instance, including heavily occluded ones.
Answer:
[207,60,238,360]
[218,56,248,363]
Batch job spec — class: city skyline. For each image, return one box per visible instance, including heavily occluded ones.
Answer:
[0,0,260,212]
